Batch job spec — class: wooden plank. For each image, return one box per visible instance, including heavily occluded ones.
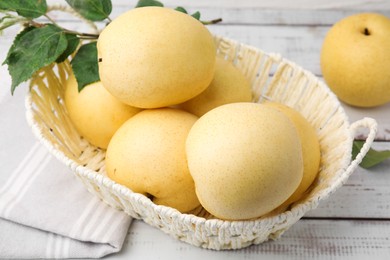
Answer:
[208,24,326,75]
[109,219,390,259]
[45,0,390,25]
[89,0,390,10]
[307,141,390,218]
[343,103,390,141]
[161,0,390,10]
[180,9,390,26]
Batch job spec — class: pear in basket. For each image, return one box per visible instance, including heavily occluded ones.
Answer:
[186,103,304,220]
[177,56,252,116]
[105,108,200,213]
[97,7,216,109]
[264,102,321,208]
[64,72,141,149]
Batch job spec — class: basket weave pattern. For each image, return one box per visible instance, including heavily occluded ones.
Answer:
[25,36,376,250]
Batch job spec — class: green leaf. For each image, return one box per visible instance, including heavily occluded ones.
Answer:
[174,7,187,14]
[4,24,68,94]
[135,0,164,8]
[65,0,112,21]
[191,11,201,20]
[56,33,80,63]
[70,42,99,92]
[352,140,390,169]
[0,0,47,19]
[3,26,36,65]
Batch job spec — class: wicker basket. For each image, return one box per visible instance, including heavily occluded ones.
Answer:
[25,35,377,250]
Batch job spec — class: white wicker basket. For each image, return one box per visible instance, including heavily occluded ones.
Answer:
[25,35,377,250]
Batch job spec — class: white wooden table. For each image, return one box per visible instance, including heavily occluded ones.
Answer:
[1,0,390,259]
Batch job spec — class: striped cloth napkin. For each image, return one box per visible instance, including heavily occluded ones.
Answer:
[0,143,132,258]
[0,93,132,258]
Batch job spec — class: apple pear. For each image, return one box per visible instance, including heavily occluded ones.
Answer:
[105,108,200,213]
[64,73,141,149]
[264,102,320,207]
[97,7,216,108]
[321,13,390,107]
[178,57,252,116]
[186,103,303,220]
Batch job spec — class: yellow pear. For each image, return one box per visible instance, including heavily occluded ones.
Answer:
[321,13,390,107]
[105,108,200,213]
[64,73,141,149]
[178,57,252,116]
[264,102,320,207]
[97,7,216,108]
[186,103,303,220]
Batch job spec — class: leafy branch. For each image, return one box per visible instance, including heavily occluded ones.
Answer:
[0,0,222,93]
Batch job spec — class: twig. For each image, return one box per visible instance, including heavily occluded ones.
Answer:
[202,18,223,25]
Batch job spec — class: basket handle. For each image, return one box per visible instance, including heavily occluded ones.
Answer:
[347,117,378,170]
